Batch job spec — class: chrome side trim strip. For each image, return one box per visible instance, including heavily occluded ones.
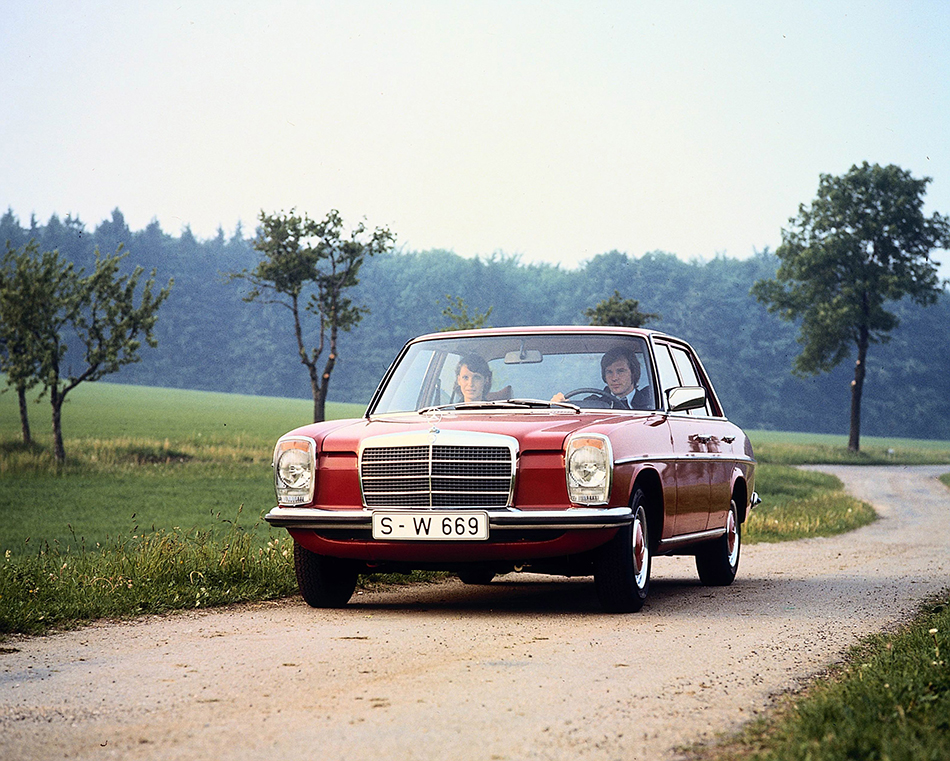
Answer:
[614,454,756,466]
[656,527,726,551]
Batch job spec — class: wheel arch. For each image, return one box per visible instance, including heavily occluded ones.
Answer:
[631,466,664,552]
[731,471,749,524]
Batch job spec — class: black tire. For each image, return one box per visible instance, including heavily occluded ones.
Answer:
[457,568,496,585]
[294,542,359,608]
[695,498,741,586]
[594,489,651,613]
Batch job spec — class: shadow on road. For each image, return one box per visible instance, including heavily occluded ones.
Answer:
[346,573,712,615]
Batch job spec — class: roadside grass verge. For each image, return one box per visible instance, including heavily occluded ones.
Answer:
[745,464,876,543]
[750,430,950,466]
[694,593,950,761]
[0,522,298,637]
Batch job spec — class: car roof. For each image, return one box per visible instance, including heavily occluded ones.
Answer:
[409,325,672,343]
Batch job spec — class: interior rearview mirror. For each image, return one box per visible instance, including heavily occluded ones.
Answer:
[504,349,543,364]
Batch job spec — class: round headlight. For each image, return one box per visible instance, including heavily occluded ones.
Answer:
[277,447,311,489]
[569,445,608,488]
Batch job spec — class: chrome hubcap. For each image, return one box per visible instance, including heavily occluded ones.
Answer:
[632,507,649,588]
[726,501,739,567]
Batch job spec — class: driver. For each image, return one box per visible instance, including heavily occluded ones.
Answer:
[552,346,649,409]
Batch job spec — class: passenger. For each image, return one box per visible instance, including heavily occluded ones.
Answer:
[455,354,492,403]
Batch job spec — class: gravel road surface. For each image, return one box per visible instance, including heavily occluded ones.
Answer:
[2,465,948,761]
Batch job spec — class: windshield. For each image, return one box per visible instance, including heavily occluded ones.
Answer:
[370,333,656,414]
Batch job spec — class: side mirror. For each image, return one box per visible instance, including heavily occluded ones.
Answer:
[667,386,707,413]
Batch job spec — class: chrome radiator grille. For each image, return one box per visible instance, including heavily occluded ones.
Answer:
[360,438,516,508]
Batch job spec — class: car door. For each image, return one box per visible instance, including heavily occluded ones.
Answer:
[653,342,711,536]
[667,343,734,532]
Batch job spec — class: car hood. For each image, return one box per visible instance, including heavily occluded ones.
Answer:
[288,411,656,454]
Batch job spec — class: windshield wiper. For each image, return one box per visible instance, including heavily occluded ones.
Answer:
[500,398,580,411]
[419,399,580,414]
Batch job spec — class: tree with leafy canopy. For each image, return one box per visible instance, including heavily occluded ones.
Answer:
[751,162,950,452]
[231,209,394,423]
[585,290,659,328]
[0,242,75,446]
[439,295,493,331]
[0,242,171,462]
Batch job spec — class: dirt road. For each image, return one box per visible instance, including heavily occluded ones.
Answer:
[2,465,948,761]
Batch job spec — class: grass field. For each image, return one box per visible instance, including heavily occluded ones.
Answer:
[0,380,364,446]
[749,429,950,465]
[0,382,365,554]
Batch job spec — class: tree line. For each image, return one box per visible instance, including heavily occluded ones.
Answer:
[2,184,949,445]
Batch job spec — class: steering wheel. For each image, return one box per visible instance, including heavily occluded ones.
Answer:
[563,388,620,404]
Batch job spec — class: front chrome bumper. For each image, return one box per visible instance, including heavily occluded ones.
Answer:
[264,505,634,532]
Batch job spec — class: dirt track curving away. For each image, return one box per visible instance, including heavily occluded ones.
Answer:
[2,465,949,761]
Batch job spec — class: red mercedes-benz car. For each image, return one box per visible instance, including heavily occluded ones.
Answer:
[265,326,757,612]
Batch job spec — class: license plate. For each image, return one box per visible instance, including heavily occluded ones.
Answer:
[372,511,489,541]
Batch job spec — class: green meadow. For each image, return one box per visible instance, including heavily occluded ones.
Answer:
[0,382,364,554]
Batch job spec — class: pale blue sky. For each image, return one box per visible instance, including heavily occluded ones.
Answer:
[2,1,948,273]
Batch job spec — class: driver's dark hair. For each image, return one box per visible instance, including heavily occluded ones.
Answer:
[600,346,640,385]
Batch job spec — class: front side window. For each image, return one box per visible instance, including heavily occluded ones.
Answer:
[371,334,656,414]
[669,345,713,416]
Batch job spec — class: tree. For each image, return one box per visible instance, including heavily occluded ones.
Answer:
[47,247,172,462]
[232,209,394,423]
[0,242,75,445]
[439,295,493,331]
[1,241,171,462]
[751,162,950,451]
[585,290,659,327]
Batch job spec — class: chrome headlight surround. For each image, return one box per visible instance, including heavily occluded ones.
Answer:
[273,436,317,506]
[565,433,613,505]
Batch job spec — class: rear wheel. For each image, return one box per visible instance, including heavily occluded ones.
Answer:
[294,542,359,607]
[695,498,741,586]
[594,489,651,613]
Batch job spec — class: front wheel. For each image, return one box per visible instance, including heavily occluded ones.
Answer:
[594,489,651,613]
[294,542,359,607]
[695,499,741,586]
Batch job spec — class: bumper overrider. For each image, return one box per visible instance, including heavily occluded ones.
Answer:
[264,505,634,532]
